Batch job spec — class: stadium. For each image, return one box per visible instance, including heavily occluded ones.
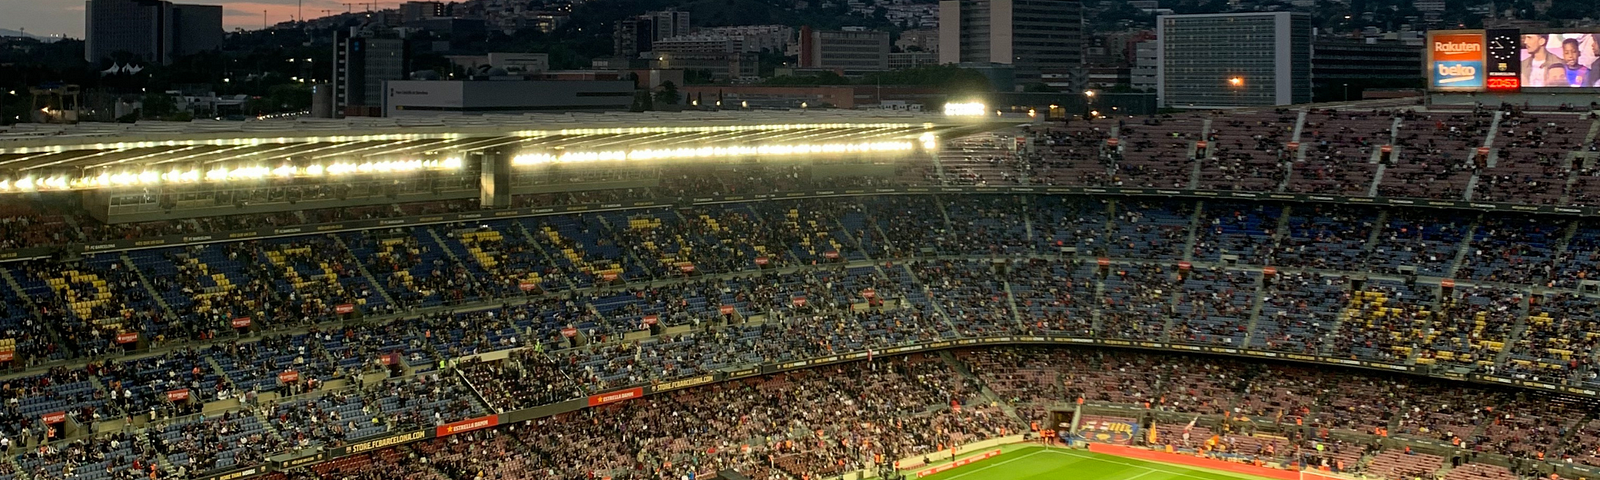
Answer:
[3,87,1600,480]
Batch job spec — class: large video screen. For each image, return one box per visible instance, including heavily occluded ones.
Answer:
[1520,33,1600,88]
[1429,32,1485,91]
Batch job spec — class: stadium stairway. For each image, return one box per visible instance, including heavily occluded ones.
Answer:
[1189,119,1211,189]
[1277,110,1309,193]
[422,227,465,266]
[1444,215,1483,280]
[591,213,657,281]
[934,196,957,233]
[1000,275,1026,330]
[928,147,949,185]
[1356,209,1391,266]
[1552,410,1593,455]
[939,350,1027,424]
[1560,122,1600,205]
[1021,196,1036,240]
[58,214,86,242]
[1462,111,1504,202]
[1491,295,1534,367]
[1181,201,1204,264]
[830,214,877,263]
[122,253,180,326]
[899,263,961,334]
[1239,270,1269,347]
[334,234,398,308]
[508,220,579,292]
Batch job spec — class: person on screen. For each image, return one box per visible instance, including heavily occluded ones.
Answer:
[1590,34,1600,85]
[1546,38,1592,87]
[1523,34,1561,87]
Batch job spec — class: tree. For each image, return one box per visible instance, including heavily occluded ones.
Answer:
[140,92,177,119]
[631,90,655,112]
[654,81,681,105]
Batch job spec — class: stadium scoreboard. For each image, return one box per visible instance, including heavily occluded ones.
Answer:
[1427,28,1600,93]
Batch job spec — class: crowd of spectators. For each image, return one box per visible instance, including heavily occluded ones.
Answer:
[4,136,1600,479]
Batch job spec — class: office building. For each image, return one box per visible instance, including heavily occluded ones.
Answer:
[1157,12,1312,108]
[889,52,939,70]
[652,52,758,81]
[896,29,939,53]
[1131,40,1157,91]
[334,28,407,117]
[696,25,793,53]
[382,80,634,117]
[614,18,649,60]
[400,1,445,23]
[646,10,691,43]
[1310,37,1423,102]
[168,4,221,58]
[614,9,692,59]
[85,0,221,64]
[938,0,1085,85]
[447,53,551,75]
[799,27,890,74]
[652,35,744,55]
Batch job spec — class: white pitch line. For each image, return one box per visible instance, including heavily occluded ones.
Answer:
[935,451,1050,480]
[1124,471,1159,480]
[1047,449,1262,480]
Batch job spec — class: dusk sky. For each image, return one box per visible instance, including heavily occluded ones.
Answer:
[5,0,359,39]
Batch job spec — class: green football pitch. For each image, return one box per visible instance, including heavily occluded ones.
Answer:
[916,446,1283,480]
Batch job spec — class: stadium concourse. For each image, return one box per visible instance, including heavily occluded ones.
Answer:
[0,105,1599,480]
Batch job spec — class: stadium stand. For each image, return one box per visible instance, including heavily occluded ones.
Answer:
[9,107,1600,480]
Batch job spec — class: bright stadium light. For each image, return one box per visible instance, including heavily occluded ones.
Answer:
[943,102,987,117]
[511,141,915,166]
[10,155,470,193]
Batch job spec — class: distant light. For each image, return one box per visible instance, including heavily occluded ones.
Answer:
[943,102,986,116]
[1228,77,1244,87]
[1084,90,1096,97]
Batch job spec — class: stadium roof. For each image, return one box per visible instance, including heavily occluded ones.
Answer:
[0,111,1018,189]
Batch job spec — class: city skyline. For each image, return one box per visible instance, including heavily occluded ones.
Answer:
[6,0,357,39]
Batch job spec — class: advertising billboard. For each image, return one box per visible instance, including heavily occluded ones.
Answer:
[1519,32,1600,88]
[1429,31,1486,91]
